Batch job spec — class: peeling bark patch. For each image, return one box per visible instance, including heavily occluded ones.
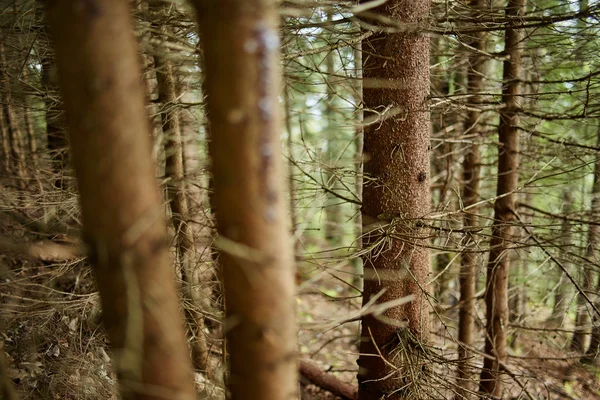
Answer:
[417,171,426,182]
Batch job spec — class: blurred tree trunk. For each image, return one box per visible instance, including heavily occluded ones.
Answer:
[21,67,38,169]
[549,190,573,324]
[353,42,364,289]
[479,0,525,396]
[0,43,25,185]
[192,1,298,399]
[356,0,432,398]
[572,125,600,352]
[46,1,196,399]
[149,0,210,374]
[456,1,485,396]
[41,54,68,189]
[324,13,343,246]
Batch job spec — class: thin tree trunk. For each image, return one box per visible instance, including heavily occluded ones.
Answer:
[41,54,68,189]
[21,67,38,169]
[149,0,210,374]
[549,190,573,324]
[456,1,485,396]
[324,13,343,246]
[357,0,432,398]
[192,2,298,399]
[46,1,196,399]
[572,125,600,352]
[479,0,525,397]
[0,43,26,185]
[353,42,364,289]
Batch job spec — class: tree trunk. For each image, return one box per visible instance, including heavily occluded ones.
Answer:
[324,13,343,246]
[356,0,432,398]
[41,54,68,189]
[149,0,210,374]
[0,43,26,185]
[479,0,525,397]
[548,190,573,324]
[353,42,364,290]
[457,1,485,396]
[572,125,600,352]
[191,1,298,399]
[46,1,196,399]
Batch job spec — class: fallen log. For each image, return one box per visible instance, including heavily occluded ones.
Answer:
[299,360,357,400]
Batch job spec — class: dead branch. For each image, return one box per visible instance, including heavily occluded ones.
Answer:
[0,235,85,262]
[299,360,357,400]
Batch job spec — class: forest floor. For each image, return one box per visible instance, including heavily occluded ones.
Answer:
[0,183,599,399]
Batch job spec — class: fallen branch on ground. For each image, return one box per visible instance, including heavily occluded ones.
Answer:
[299,360,357,400]
[0,235,85,262]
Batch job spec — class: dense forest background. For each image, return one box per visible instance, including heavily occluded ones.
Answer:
[1,0,600,399]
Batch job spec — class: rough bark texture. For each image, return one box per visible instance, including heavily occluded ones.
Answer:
[149,0,210,373]
[192,1,298,399]
[46,1,196,399]
[456,1,485,396]
[572,126,600,352]
[357,0,432,398]
[479,0,525,397]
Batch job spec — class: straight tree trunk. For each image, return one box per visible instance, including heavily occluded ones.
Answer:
[572,125,600,352]
[479,0,526,397]
[149,0,210,373]
[357,0,432,398]
[353,42,364,289]
[457,1,486,396]
[0,43,26,185]
[549,190,573,324]
[41,54,68,189]
[45,1,196,399]
[324,13,343,246]
[191,1,298,399]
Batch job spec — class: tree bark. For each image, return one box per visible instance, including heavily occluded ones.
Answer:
[149,0,210,374]
[192,1,298,399]
[0,43,26,185]
[356,0,432,398]
[46,1,196,399]
[456,1,486,397]
[572,125,600,352]
[479,0,526,397]
[548,190,573,324]
[324,13,343,246]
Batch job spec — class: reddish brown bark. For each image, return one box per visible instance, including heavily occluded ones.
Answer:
[479,0,526,397]
[46,1,196,399]
[192,1,298,399]
[357,0,432,399]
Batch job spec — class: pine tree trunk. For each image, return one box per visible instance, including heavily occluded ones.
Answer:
[357,0,432,398]
[46,1,196,399]
[479,0,526,397]
[549,190,574,324]
[324,13,343,246]
[192,1,298,399]
[456,1,485,395]
[0,43,26,185]
[149,0,210,374]
[572,126,600,352]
